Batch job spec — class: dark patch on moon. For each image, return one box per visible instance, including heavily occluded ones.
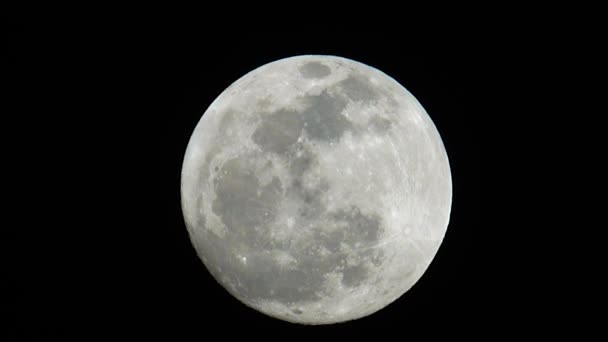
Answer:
[330,205,382,244]
[316,230,343,253]
[257,96,272,110]
[341,264,368,287]
[283,144,328,222]
[251,91,353,155]
[251,109,304,154]
[192,202,207,240]
[296,187,326,221]
[368,248,385,267]
[369,116,393,133]
[212,156,282,244]
[338,73,380,102]
[299,61,331,79]
[313,205,386,288]
[289,149,316,180]
[300,91,351,142]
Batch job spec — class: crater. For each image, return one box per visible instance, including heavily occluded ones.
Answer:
[299,61,332,79]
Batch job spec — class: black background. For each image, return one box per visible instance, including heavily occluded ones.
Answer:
[10,25,481,339]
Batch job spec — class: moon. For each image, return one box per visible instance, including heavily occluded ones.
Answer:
[181,55,452,324]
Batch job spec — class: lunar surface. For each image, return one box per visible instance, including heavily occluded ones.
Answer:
[181,55,452,324]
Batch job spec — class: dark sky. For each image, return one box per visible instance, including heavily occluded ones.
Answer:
[10,25,481,339]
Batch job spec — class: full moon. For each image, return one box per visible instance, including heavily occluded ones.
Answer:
[181,55,452,324]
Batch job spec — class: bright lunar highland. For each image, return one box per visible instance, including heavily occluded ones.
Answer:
[181,55,452,324]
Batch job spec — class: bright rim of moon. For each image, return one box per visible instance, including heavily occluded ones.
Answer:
[181,55,452,325]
